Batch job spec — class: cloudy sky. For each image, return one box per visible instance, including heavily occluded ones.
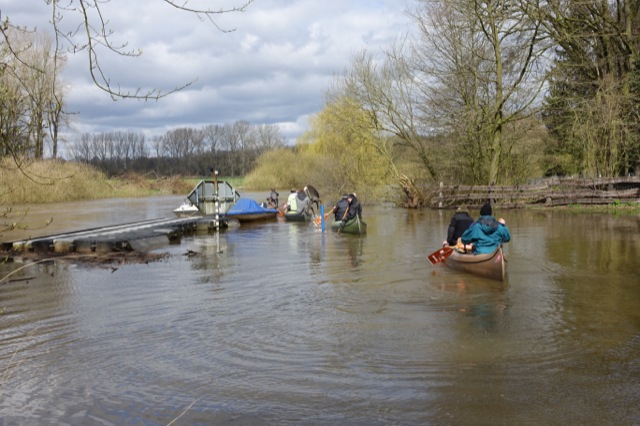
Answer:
[5,0,415,147]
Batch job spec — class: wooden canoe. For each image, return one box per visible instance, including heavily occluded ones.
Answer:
[331,215,367,235]
[444,246,506,281]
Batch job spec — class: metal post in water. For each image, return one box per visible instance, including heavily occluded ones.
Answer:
[320,204,325,232]
[213,169,220,230]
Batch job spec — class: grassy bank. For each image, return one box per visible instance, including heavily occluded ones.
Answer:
[0,159,239,205]
[560,202,640,215]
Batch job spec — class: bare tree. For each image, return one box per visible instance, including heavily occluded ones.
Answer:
[254,123,286,153]
[20,32,56,159]
[130,131,147,159]
[233,120,254,175]
[411,0,549,184]
[162,129,185,159]
[0,26,67,161]
[0,52,29,159]
[152,135,163,158]
[222,122,239,176]
[47,46,67,159]
[92,132,110,163]
[202,124,225,155]
[70,133,92,162]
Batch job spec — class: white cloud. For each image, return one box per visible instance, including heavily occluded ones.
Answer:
[4,0,413,146]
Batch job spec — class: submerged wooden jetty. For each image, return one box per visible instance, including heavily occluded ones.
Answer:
[1,172,241,258]
[1,216,225,255]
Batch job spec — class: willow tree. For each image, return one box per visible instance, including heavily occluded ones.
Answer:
[299,95,391,199]
[411,0,549,184]
[320,47,435,206]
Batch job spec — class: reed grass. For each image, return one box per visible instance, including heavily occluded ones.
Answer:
[0,158,107,204]
[0,158,195,205]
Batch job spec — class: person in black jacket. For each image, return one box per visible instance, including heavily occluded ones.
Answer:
[326,194,349,221]
[344,193,362,222]
[444,205,474,247]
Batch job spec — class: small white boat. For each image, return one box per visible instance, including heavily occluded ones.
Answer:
[173,200,200,217]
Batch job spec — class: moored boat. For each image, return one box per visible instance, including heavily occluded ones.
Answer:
[224,198,278,223]
[330,215,367,235]
[444,246,506,281]
[173,199,200,217]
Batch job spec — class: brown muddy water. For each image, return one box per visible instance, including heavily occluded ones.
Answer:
[1,194,639,425]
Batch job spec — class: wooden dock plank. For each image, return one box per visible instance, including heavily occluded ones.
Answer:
[2,216,224,255]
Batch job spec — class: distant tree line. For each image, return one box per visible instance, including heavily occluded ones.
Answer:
[69,121,287,177]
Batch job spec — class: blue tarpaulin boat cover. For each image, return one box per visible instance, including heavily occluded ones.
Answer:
[226,198,278,215]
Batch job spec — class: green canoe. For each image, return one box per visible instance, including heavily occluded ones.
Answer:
[331,215,367,235]
[284,208,313,222]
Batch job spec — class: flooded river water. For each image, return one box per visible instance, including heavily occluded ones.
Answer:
[1,194,639,425]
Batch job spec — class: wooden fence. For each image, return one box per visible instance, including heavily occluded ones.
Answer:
[428,176,640,209]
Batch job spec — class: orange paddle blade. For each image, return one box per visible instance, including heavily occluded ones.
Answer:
[427,246,454,265]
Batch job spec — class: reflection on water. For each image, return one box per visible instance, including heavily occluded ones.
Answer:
[1,196,639,425]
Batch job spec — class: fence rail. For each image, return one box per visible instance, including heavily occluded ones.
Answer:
[428,177,640,209]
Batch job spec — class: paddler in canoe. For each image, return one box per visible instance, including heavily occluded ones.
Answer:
[460,202,511,254]
[429,202,511,281]
[322,193,366,234]
[442,205,474,248]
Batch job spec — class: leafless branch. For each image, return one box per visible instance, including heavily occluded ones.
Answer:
[47,0,253,100]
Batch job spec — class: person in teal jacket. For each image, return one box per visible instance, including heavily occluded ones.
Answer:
[461,202,511,254]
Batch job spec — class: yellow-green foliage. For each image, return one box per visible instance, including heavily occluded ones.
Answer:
[244,147,338,193]
[311,96,391,186]
[245,97,394,203]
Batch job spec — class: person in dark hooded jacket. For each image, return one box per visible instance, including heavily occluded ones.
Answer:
[326,194,349,221]
[461,202,511,254]
[343,193,362,222]
[443,205,474,247]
